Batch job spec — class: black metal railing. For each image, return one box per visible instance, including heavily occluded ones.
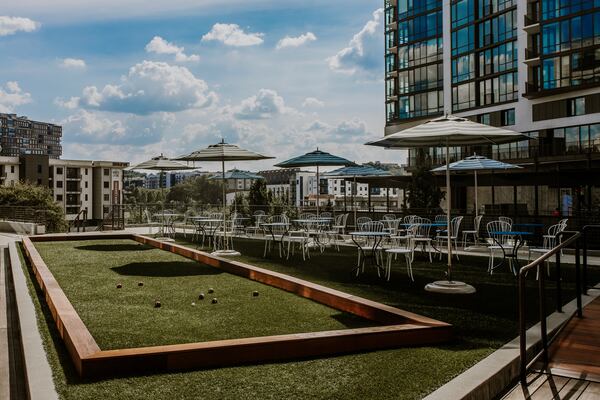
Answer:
[518,230,583,384]
[71,209,88,233]
[0,205,48,225]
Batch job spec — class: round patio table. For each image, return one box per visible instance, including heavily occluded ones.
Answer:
[489,231,533,272]
[190,218,222,248]
[260,222,291,258]
[349,231,390,277]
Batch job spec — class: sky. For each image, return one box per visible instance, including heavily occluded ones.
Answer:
[0,0,407,171]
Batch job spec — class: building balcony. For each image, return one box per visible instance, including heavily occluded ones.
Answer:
[524,49,540,65]
[66,175,82,180]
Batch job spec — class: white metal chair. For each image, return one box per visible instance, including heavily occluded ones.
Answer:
[499,216,513,228]
[385,224,416,281]
[284,222,311,260]
[356,217,372,230]
[436,216,464,260]
[529,223,561,279]
[262,215,289,258]
[356,221,385,274]
[411,217,433,263]
[462,215,483,249]
[486,220,514,274]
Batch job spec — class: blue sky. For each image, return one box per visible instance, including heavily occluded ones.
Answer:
[0,0,405,170]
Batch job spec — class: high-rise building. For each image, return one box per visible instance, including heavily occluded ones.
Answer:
[384,0,600,214]
[0,113,62,159]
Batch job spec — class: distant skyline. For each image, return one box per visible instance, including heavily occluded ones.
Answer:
[0,0,405,170]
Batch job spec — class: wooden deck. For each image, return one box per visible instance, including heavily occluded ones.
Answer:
[502,373,600,400]
[547,297,600,383]
[502,296,600,399]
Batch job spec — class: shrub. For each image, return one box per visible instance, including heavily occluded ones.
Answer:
[0,182,68,232]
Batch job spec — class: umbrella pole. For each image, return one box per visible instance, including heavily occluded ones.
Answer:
[222,159,227,250]
[353,176,357,228]
[446,141,452,282]
[474,171,478,219]
[316,165,320,216]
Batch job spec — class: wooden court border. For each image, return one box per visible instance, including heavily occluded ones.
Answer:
[22,232,452,378]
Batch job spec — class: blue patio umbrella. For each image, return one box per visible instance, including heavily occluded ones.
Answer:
[324,165,391,222]
[275,149,355,215]
[431,154,521,218]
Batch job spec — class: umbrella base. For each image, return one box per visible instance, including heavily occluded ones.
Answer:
[211,249,241,257]
[425,280,476,294]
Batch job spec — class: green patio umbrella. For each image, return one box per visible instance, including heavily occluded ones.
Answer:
[175,140,274,257]
[275,149,354,216]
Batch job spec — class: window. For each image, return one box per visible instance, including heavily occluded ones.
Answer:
[103,181,110,189]
[85,194,88,201]
[452,82,476,110]
[478,113,491,125]
[501,109,515,126]
[104,168,109,176]
[103,194,110,201]
[568,97,585,116]
[56,194,63,201]
[85,168,88,175]
[452,54,475,83]
[56,181,63,188]
[37,164,42,173]
[452,0,474,29]
[452,25,475,56]
[10,166,14,173]
[56,167,63,174]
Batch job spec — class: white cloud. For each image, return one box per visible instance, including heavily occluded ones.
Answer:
[304,120,330,131]
[302,97,325,108]
[60,58,86,69]
[202,23,264,47]
[54,96,80,109]
[331,118,368,137]
[61,110,172,145]
[327,8,384,75]
[145,36,199,62]
[0,16,39,36]
[0,81,32,113]
[68,60,217,115]
[276,32,316,50]
[232,89,291,120]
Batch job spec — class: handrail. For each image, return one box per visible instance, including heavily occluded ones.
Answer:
[581,225,600,295]
[72,208,88,233]
[518,230,583,385]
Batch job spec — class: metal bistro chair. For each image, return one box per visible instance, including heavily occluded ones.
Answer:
[499,216,513,229]
[385,224,416,282]
[529,223,562,279]
[486,220,514,274]
[436,216,464,260]
[356,216,372,230]
[411,217,433,263]
[246,211,267,237]
[284,220,311,260]
[462,215,483,249]
[383,214,396,221]
[262,215,289,258]
[356,221,385,274]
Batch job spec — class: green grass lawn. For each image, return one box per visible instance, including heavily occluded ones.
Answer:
[33,239,377,349]
[19,235,600,400]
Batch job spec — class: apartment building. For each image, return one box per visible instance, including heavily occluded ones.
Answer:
[0,155,128,221]
[384,0,600,214]
[0,113,62,159]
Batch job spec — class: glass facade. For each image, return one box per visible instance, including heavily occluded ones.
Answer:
[528,2,600,94]
[385,0,443,122]
[451,0,518,111]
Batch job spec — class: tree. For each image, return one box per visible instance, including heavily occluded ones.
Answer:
[0,182,68,232]
[247,179,268,212]
[406,164,444,211]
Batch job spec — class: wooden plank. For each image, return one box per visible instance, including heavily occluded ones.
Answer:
[23,233,453,378]
[502,373,549,400]
[578,381,600,400]
[548,297,600,381]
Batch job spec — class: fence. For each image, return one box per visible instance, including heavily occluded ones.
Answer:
[0,205,48,225]
[518,230,584,384]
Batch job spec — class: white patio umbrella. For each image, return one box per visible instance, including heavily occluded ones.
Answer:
[367,115,528,294]
[175,140,274,257]
[130,154,196,240]
[431,154,522,219]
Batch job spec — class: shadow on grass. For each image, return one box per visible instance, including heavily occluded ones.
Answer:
[75,243,153,252]
[330,312,381,329]
[111,261,223,277]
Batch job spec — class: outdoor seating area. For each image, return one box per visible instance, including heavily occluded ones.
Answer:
[140,206,572,285]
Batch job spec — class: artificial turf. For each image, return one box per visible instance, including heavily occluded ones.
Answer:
[33,239,377,349]
[19,235,600,400]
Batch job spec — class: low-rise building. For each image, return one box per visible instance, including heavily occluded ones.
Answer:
[0,155,128,221]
